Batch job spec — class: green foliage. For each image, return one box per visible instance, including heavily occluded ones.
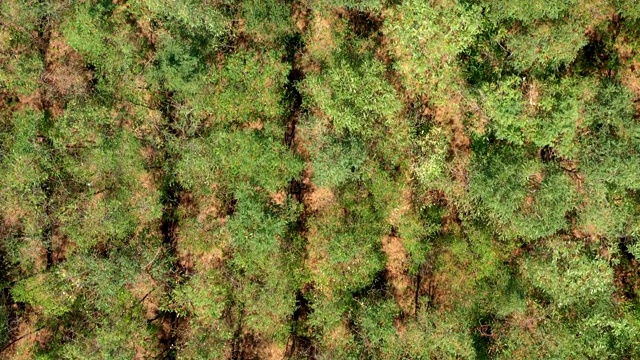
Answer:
[175,111,303,351]
[576,82,640,238]
[204,50,290,124]
[0,303,9,349]
[628,240,640,260]
[0,110,48,206]
[469,142,577,241]
[579,82,640,190]
[312,134,368,188]
[413,125,450,188]
[314,0,383,11]
[0,110,49,277]
[523,240,614,310]
[481,76,594,157]
[2,0,640,358]
[51,104,161,251]
[171,49,291,132]
[151,37,203,94]
[481,0,609,72]
[177,125,303,194]
[494,238,640,359]
[0,30,43,95]
[31,245,166,358]
[397,211,433,274]
[133,0,230,40]
[306,169,399,353]
[354,298,401,359]
[172,270,232,358]
[12,273,74,317]
[385,0,482,99]
[240,0,294,41]
[309,195,386,297]
[617,0,640,19]
[304,57,401,138]
[403,310,476,359]
[62,2,147,101]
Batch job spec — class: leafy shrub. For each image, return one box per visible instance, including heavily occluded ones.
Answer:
[481,76,594,157]
[468,142,576,242]
[385,0,482,100]
[304,57,401,138]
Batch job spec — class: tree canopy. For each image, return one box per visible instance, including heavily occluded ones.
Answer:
[1,0,640,359]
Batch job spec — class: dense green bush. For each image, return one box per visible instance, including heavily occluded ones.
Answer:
[469,142,577,242]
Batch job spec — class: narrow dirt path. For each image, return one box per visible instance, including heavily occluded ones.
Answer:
[156,91,187,360]
[283,3,316,358]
